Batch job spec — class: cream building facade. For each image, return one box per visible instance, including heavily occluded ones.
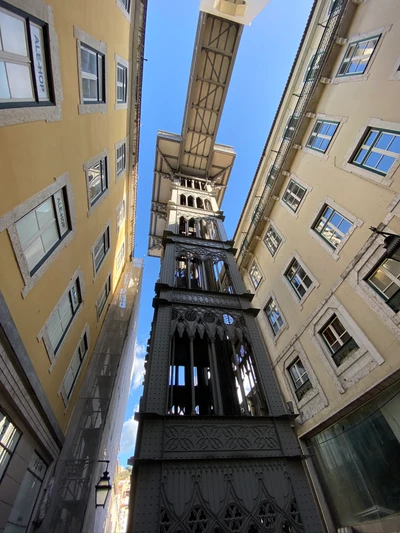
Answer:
[0,0,146,532]
[234,0,400,532]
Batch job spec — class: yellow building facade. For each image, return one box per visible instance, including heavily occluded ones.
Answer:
[0,0,145,531]
[234,0,400,532]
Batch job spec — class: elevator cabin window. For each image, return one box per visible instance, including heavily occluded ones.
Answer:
[168,329,266,416]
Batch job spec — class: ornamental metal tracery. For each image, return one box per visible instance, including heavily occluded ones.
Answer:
[168,307,266,417]
[159,467,304,533]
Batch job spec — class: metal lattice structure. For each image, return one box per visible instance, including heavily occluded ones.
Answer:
[129,6,324,533]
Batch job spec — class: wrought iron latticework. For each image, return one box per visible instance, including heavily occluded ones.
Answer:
[129,6,324,533]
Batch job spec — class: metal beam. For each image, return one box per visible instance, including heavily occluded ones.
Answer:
[195,76,225,88]
[156,147,178,181]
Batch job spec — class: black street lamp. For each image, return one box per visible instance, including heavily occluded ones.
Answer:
[370,227,400,263]
[95,460,112,508]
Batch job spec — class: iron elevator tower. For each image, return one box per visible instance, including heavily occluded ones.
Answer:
[129,5,324,533]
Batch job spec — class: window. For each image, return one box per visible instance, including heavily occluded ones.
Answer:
[47,278,81,354]
[116,240,125,272]
[285,258,312,300]
[87,156,108,206]
[283,115,299,140]
[60,331,88,403]
[337,36,379,77]
[304,52,323,82]
[264,224,282,257]
[80,43,105,103]
[282,180,306,212]
[313,205,352,249]
[116,62,128,104]
[367,257,400,312]
[0,411,21,481]
[15,188,70,274]
[120,0,130,13]
[0,4,51,108]
[306,120,338,153]
[320,315,359,366]
[93,226,110,274]
[97,274,111,319]
[249,262,262,290]
[116,142,126,177]
[116,198,126,233]
[351,128,400,176]
[288,359,312,401]
[265,298,284,336]
[4,451,47,533]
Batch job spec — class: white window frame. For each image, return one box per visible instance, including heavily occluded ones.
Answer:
[0,410,21,482]
[308,197,362,261]
[96,273,111,320]
[331,25,391,85]
[116,197,126,236]
[115,54,128,110]
[92,222,111,278]
[263,221,285,260]
[0,0,63,127]
[74,26,107,115]
[280,342,327,423]
[59,325,90,407]
[116,0,131,22]
[308,295,383,391]
[38,268,84,365]
[303,113,347,160]
[343,118,400,186]
[281,252,319,307]
[347,232,400,330]
[0,173,75,297]
[83,149,110,215]
[116,239,126,273]
[115,137,127,180]
[279,174,312,218]
[263,291,287,344]
[248,260,263,291]
[389,53,400,81]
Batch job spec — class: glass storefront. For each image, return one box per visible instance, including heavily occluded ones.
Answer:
[308,381,400,527]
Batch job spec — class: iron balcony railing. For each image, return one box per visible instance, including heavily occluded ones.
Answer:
[332,337,359,367]
[295,379,313,401]
[237,0,347,266]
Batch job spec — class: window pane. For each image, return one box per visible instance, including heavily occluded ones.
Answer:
[377,155,395,174]
[41,222,59,252]
[36,198,55,228]
[82,78,98,100]
[4,454,46,533]
[0,11,28,56]
[16,211,39,247]
[389,136,400,154]
[0,61,11,99]
[7,63,33,99]
[81,46,97,74]
[47,314,63,349]
[385,258,400,277]
[24,239,45,271]
[309,384,400,528]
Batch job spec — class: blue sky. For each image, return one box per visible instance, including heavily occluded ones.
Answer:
[118,0,314,466]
